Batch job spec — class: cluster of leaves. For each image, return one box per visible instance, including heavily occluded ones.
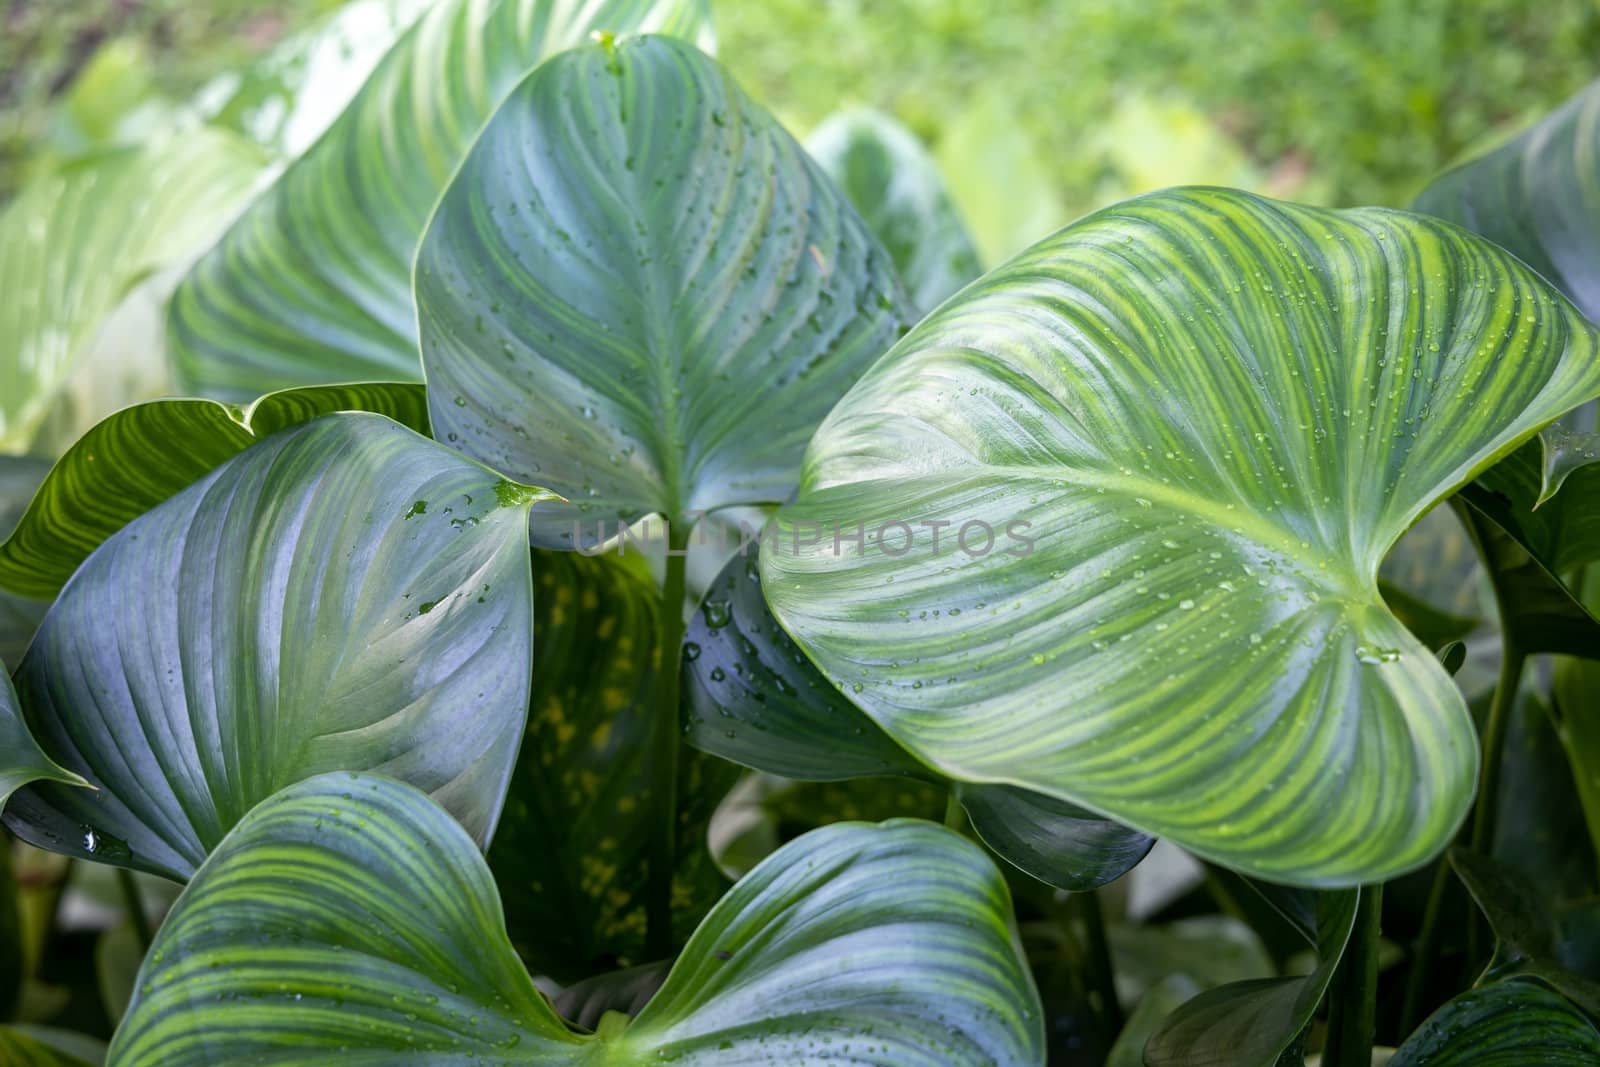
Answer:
[1,1,1599,1064]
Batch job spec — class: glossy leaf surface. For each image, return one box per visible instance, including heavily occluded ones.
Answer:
[685,547,1152,889]
[0,383,428,600]
[489,551,735,980]
[417,35,908,545]
[806,107,984,313]
[1389,980,1600,1067]
[0,131,265,451]
[172,0,714,397]
[112,773,1044,1065]
[763,187,1600,885]
[3,415,544,880]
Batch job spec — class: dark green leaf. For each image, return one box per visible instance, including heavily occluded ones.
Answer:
[1144,889,1360,1067]
[554,960,671,1031]
[0,383,428,600]
[1413,79,1600,323]
[685,546,1152,890]
[1553,656,1600,863]
[806,108,984,314]
[0,663,85,813]
[763,187,1600,885]
[416,35,909,546]
[1389,980,1600,1067]
[0,459,51,665]
[0,1026,100,1067]
[3,414,549,880]
[489,551,736,981]
[112,773,1044,1064]
[172,0,714,397]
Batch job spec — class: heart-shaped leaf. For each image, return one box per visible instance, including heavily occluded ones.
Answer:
[416,34,909,546]
[171,0,714,398]
[1389,980,1600,1067]
[489,550,736,980]
[111,772,1044,1065]
[0,130,265,452]
[806,108,984,314]
[1,663,85,812]
[0,383,428,600]
[762,187,1600,885]
[685,546,1153,890]
[1144,889,1359,1067]
[1413,80,1600,324]
[2,414,548,881]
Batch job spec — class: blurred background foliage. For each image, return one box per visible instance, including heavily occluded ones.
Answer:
[3,0,1597,265]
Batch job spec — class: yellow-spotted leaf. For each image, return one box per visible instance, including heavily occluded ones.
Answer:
[0,130,265,452]
[171,0,714,398]
[416,35,909,547]
[489,551,736,980]
[763,187,1600,886]
[2,414,549,881]
[110,773,1044,1066]
[0,383,427,600]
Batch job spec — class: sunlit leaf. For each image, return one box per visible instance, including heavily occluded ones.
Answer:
[763,187,1600,885]
[172,0,715,397]
[111,773,1044,1065]
[416,34,908,547]
[2,415,548,880]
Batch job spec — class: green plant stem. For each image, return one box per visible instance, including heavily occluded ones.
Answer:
[116,866,152,952]
[1402,645,1525,1027]
[943,789,965,831]
[1073,888,1123,1035]
[1323,885,1382,1067]
[645,519,690,960]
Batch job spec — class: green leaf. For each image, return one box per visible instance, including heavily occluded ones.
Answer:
[0,383,428,600]
[1450,848,1600,1016]
[111,773,1044,1065]
[1413,80,1600,324]
[416,34,909,546]
[762,186,1600,885]
[0,459,51,668]
[1553,656,1600,864]
[1389,980,1600,1067]
[1377,504,1486,651]
[172,0,715,398]
[1,663,85,813]
[685,546,1153,890]
[0,1026,100,1067]
[2,414,547,881]
[489,550,736,980]
[0,130,266,452]
[1144,889,1360,1067]
[806,108,984,314]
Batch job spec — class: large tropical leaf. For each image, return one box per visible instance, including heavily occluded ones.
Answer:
[1144,889,1359,1067]
[762,187,1600,885]
[2,415,548,881]
[0,458,51,666]
[489,550,736,980]
[1412,79,1600,323]
[806,108,984,314]
[0,662,84,812]
[0,130,265,452]
[685,546,1153,890]
[1389,980,1600,1067]
[110,772,1044,1065]
[0,383,427,600]
[416,34,909,547]
[171,0,715,398]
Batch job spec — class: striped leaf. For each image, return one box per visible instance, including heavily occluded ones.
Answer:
[1413,79,1600,324]
[0,130,265,452]
[0,458,51,667]
[416,34,909,547]
[807,108,984,314]
[171,0,714,398]
[489,550,736,980]
[762,187,1600,885]
[0,660,85,812]
[1390,980,1600,1067]
[2,415,549,881]
[685,546,1152,890]
[111,773,1044,1065]
[1145,889,1359,1067]
[0,383,427,600]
